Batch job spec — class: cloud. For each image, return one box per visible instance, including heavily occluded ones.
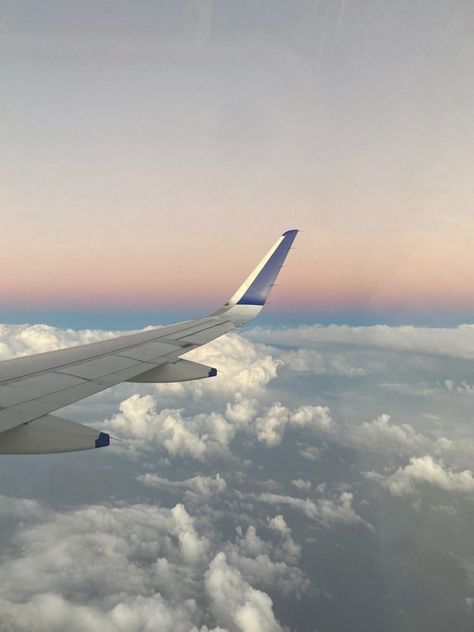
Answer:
[224,524,306,596]
[280,348,367,376]
[291,479,312,491]
[444,380,474,394]
[248,323,474,359]
[0,498,214,631]
[252,491,369,529]
[297,443,322,462]
[255,404,332,448]
[103,393,333,460]
[102,395,215,460]
[138,473,227,499]
[3,319,474,629]
[0,592,224,632]
[157,334,281,401]
[267,514,291,536]
[205,552,284,632]
[349,414,429,454]
[0,323,118,359]
[0,494,298,632]
[0,322,465,471]
[366,456,474,496]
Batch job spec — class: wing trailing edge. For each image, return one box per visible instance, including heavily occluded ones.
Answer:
[128,359,217,383]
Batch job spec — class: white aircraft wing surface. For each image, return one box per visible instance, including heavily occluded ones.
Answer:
[0,229,298,453]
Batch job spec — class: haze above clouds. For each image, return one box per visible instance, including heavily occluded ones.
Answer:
[2,0,474,319]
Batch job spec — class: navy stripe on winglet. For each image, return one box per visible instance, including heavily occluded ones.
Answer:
[237,229,298,305]
[95,432,110,448]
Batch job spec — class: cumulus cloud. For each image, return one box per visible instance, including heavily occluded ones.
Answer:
[349,414,429,455]
[156,334,281,401]
[0,592,223,632]
[255,404,332,448]
[225,523,306,595]
[0,495,299,632]
[0,323,118,359]
[291,479,312,492]
[102,395,219,460]
[267,515,291,536]
[366,456,474,496]
[0,498,214,631]
[252,491,369,529]
[103,393,333,460]
[291,410,452,461]
[205,552,284,632]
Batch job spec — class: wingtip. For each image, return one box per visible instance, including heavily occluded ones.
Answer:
[282,229,298,237]
[95,432,110,448]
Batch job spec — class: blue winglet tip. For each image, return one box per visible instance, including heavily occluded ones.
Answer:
[208,367,218,377]
[236,229,299,306]
[95,432,110,448]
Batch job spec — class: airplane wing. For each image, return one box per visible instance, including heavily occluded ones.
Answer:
[0,229,298,453]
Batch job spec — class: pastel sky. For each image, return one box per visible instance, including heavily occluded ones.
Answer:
[2,1,474,322]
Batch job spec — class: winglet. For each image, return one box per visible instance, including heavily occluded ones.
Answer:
[228,229,298,306]
[217,229,298,324]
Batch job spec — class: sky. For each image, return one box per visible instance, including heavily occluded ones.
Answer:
[3,3,474,632]
[2,1,474,326]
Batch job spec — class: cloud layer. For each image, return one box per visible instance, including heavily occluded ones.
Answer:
[2,320,474,630]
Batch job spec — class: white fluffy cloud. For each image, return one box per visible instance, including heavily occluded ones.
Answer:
[366,456,474,497]
[224,523,306,596]
[0,323,118,359]
[0,494,303,632]
[253,491,369,529]
[205,552,284,632]
[255,404,332,448]
[349,414,429,454]
[249,323,474,359]
[102,393,333,459]
[291,479,312,491]
[0,498,214,631]
[157,334,281,400]
[267,514,291,536]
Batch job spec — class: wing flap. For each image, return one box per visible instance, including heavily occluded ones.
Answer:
[129,359,217,383]
[0,414,109,454]
[0,380,106,434]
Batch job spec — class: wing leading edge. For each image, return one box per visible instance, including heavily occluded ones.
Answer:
[0,229,298,453]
